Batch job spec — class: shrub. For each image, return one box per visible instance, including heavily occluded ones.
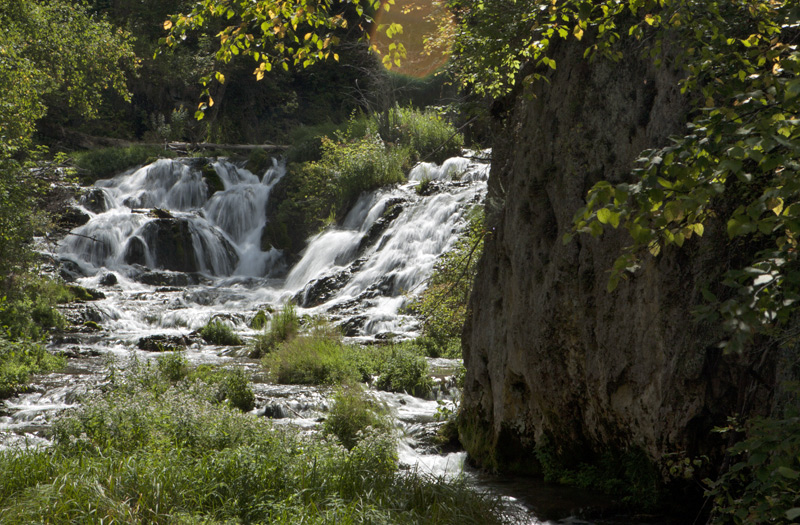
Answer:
[200,320,242,346]
[72,145,177,182]
[409,207,484,357]
[250,309,269,330]
[707,391,800,524]
[376,346,433,398]
[0,356,504,523]
[157,351,190,382]
[323,384,391,449]
[0,337,64,399]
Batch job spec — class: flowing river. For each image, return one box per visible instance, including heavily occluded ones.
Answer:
[1,153,664,524]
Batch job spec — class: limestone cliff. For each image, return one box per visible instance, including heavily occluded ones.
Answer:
[460,40,776,476]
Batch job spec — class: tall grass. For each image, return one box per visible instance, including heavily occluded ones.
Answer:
[0,356,505,524]
[250,302,300,357]
[200,319,243,346]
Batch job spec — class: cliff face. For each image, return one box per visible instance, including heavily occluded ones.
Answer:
[460,41,774,472]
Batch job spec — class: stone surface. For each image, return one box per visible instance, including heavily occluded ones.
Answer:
[461,41,776,474]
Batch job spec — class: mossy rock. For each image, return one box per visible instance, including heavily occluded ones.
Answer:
[246,148,272,177]
[202,163,224,195]
[250,310,270,330]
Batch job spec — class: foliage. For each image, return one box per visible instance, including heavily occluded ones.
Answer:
[0,336,64,399]
[535,438,661,510]
[250,302,300,357]
[562,1,800,353]
[323,384,392,449]
[381,106,464,164]
[376,345,433,398]
[165,0,407,121]
[0,367,502,524]
[199,320,243,346]
[707,388,800,524]
[72,145,177,183]
[0,278,95,341]
[264,333,360,385]
[410,207,484,357]
[250,309,270,330]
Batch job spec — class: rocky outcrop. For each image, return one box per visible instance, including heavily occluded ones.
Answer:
[122,218,239,275]
[461,40,776,477]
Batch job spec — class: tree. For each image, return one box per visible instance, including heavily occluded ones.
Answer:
[165,0,406,120]
[0,0,135,288]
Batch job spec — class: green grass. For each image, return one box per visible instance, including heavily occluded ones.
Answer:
[249,302,300,358]
[324,384,392,449]
[262,327,436,398]
[72,145,177,182]
[263,333,359,385]
[200,320,243,346]
[0,356,504,524]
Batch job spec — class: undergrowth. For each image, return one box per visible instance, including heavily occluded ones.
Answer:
[72,145,177,182]
[0,352,504,523]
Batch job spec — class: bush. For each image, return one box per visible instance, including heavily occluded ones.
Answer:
[0,370,505,524]
[200,320,242,346]
[409,207,484,357]
[250,309,269,330]
[157,351,190,382]
[72,145,177,182]
[707,390,800,524]
[323,384,392,449]
[0,337,64,399]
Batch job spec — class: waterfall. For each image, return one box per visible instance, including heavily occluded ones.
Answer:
[58,153,488,338]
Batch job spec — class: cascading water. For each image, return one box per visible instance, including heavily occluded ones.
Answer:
[0,150,638,523]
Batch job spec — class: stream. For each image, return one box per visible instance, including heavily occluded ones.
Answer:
[1,154,669,524]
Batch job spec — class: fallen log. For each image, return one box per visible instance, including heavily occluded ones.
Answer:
[166,142,290,151]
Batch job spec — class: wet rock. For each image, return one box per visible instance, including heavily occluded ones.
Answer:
[78,188,113,214]
[59,258,89,282]
[149,207,174,219]
[123,237,147,266]
[99,272,118,286]
[339,315,367,337]
[295,270,352,307]
[128,218,239,275]
[58,206,90,229]
[257,403,289,419]
[134,270,203,287]
[358,198,405,253]
[136,334,195,352]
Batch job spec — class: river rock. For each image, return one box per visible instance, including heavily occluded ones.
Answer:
[134,269,203,287]
[78,188,113,214]
[137,334,194,352]
[58,205,90,229]
[461,39,777,479]
[99,272,118,286]
[124,218,239,275]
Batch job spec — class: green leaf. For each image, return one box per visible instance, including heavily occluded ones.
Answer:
[597,208,612,224]
[786,508,800,520]
[777,466,800,479]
